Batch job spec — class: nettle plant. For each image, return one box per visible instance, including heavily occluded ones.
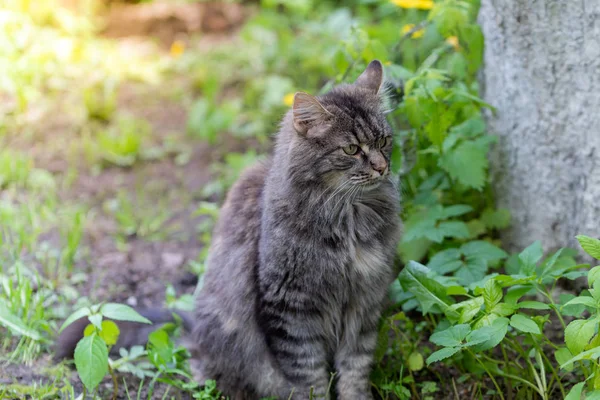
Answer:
[59,303,152,397]
[59,303,204,399]
[397,235,600,399]
[560,235,600,399]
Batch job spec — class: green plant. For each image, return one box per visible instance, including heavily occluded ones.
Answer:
[59,303,152,397]
[0,151,33,189]
[398,238,591,399]
[559,235,600,398]
[96,116,150,167]
[102,189,173,244]
[83,79,119,122]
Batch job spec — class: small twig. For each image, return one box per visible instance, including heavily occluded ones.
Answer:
[452,378,460,399]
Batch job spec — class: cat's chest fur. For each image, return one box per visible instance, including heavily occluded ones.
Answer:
[351,242,388,277]
[344,196,398,278]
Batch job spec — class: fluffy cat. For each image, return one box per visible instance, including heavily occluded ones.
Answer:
[186,60,401,399]
[55,60,401,400]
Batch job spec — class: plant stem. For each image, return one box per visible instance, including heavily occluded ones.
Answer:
[536,342,566,397]
[500,344,513,400]
[494,370,546,398]
[108,363,118,400]
[539,287,567,330]
[466,349,505,400]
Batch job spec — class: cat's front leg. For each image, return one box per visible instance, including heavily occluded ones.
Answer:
[272,339,332,400]
[334,316,378,400]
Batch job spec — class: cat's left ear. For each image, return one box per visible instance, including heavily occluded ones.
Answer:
[292,92,333,135]
[355,60,384,94]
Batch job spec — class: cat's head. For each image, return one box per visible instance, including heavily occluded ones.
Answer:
[288,60,394,192]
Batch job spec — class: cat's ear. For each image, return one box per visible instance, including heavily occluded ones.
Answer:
[355,60,384,94]
[292,92,332,135]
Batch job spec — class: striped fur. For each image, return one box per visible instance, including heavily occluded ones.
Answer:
[188,61,402,399]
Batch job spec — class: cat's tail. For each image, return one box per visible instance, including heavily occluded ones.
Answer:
[54,308,193,361]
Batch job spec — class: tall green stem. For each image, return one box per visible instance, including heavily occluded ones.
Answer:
[467,349,505,400]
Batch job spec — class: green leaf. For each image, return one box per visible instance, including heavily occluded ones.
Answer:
[428,249,463,275]
[482,279,502,311]
[439,140,488,190]
[592,282,600,302]
[509,314,541,334]
[564,382,585,400]
[461,241,508,262]
[430,324,471,347]
[426,347,461,365]
[491,303,517,317]
[407,351,424,372]
[461,24,484,75]
[83,324,95,337]
[565,318,598,355]
[398,237,432,263]
[561,293,587,317]
[448,297,483,324]
[466,219,487,239]
[470,317,509,352]
[436,221,470,241]
[554,347,573,373]
[0,303,42,340]
[74,333,109,392]
[88,314,103,330]
[518,241,543,275]
[538,248,564,278]
[449,116,486,137]
[518,301,550,310]
[99,320,120,346]
[577,235,600,259]
[480,208,511,229]
[589,266,600,288]
[562,296,597,309]
[398,261,455,315]
[100,304,151,324]
[59,307,91,333]
[147,329,174,366]
[464,328,491,347]
[587,390,600,400]
[447,286,468,296]
[441,205,473,218]
[504,286,533,304]
[473,312,500,329]
[560,346,600,369]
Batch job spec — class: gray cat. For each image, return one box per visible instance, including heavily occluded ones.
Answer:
[186,60,401,399]
[56,60,401,400]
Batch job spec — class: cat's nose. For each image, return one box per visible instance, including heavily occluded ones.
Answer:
[371,161,387,176]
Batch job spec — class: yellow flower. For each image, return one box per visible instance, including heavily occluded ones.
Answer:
[283,93,295,107]
[390,0,434,10]
[446,36,460,50]
[384,61,392,66]
[401,24,425,39]
[170,40,185,58]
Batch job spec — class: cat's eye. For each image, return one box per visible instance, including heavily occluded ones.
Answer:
[343,144,360,155]
[377,136,392,148]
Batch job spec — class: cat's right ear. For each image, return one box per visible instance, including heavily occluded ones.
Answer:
[292,92,332,135]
